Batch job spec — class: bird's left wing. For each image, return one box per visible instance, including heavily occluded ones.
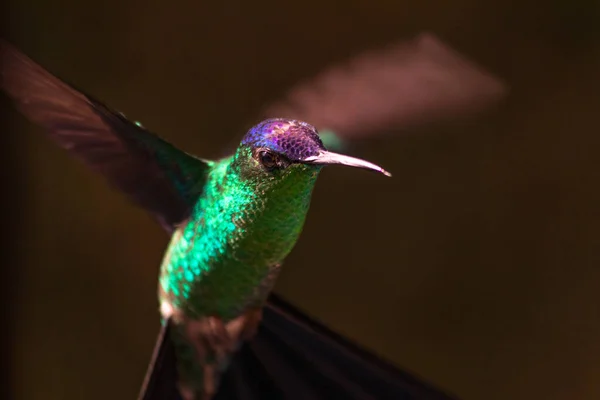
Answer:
[0,39,210,231]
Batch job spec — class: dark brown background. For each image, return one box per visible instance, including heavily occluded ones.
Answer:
[2,1,600,400]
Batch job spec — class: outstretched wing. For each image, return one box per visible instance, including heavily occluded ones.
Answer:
[139,294,457,400]
[263,33,507,149]
[0,39,210,231]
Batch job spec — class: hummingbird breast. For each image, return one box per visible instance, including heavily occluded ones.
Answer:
[158,157,319,321]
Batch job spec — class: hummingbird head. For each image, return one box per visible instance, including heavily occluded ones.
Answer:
[239,118,391,177]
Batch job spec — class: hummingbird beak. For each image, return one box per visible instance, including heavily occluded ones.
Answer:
[301,151,392,177]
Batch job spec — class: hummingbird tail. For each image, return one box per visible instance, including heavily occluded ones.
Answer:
[214,295,458,400]
[138,319,182,400]
[138,295,458,400]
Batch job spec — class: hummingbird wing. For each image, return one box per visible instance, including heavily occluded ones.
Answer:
[0,39,210,231]
[139,294,457,400]
[262,33,507,150]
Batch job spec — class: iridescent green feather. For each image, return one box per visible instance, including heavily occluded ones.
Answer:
[159,146,321,320]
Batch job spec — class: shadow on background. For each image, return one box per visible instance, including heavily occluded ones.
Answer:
[2,1,600,400]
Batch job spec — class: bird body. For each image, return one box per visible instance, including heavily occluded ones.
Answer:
[154,118,389,398]
[159,135,320,398]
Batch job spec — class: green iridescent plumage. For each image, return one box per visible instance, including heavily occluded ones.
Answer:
[158,141,326,396]
[148,118,392,399]
[159,146,320,320]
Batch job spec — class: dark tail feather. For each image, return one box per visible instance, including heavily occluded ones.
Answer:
[139,295,458,400]
[138,319,182,400]
[216,294,457,400]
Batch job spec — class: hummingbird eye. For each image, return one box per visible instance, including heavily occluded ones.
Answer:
[255,149,288,171]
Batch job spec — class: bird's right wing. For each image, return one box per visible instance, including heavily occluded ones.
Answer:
[263,33,507,150]
[0,39,211,232]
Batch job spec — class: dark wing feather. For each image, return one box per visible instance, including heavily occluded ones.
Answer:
[139,294,458,400]
[0,39,209,231]
[263,33,507,141]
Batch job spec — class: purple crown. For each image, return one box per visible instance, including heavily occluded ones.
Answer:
[241,118,326,161]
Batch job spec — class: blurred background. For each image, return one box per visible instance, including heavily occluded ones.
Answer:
[2,1,600,400]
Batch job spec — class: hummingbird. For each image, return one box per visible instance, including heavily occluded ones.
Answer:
[1,34,505,400]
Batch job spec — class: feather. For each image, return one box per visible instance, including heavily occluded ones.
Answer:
[1,39,210,231]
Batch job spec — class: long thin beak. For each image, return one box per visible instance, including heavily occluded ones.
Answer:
[302,151,392,177]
